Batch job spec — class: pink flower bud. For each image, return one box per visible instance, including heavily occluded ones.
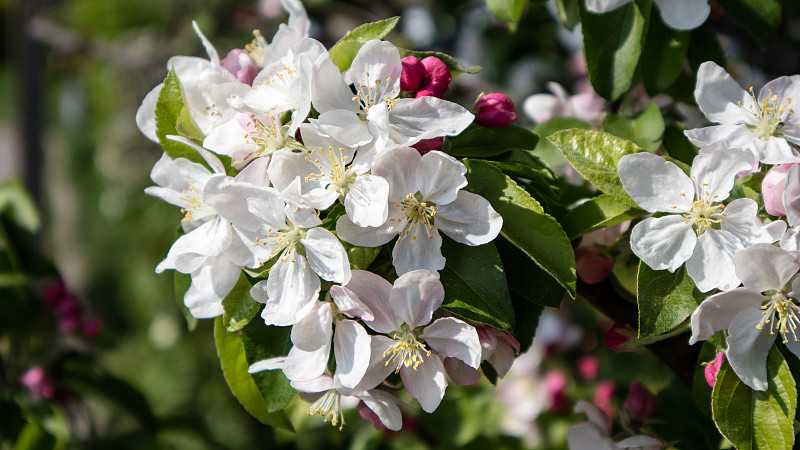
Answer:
[474,93,517,128]
[763,164,794,217]
[42,280,66,307]
[81,317,103,339]
[400,56,426,93]
[221,49,260,85]
[603,323,635,353]
[624,382,656,421]
[574,246,614,284]
[400,56,452,98]
[20,367,57,400]
[577,355,599,381]
[411,137,443,155]
[704,352,725,388]
[593,380,616,419]
[544,371,569,412]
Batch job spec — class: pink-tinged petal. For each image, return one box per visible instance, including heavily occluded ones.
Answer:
[221,49,259,85]
[290,302,332,351]
[345,175,390,227]
[689,288,763,344]
[203,115,256,162]
[726,308,776,391]
[574,399,612,435]
[694,62,754,125]
[654,0,709,30]
[575,246,614,284]
[615,435,664,449]
[786,165,800,227]
[443,357,482,386]
[735,244,800,291]
[435,191,503,246]
[338,271,395,334]
[624,382,657,420]
[389,269,445,328]
[422,317,481,369]
[387,96,474,147]
[585,0,631,13]
[257,257,319,326]
[686,229,742,292]
[522,93,563,124]
[629,215,696,272]
[391,223,446,276]
[283,344,330,382]
[691,144,753,202]
[328,285,374,321]
[136,84,162,142]
[416,151,467,205]
[248,357,285,373]
[763,164,793,216]
[357,390,404,431]
[372,146,421,201]
[334,319,371,389]
[302,227,351,283]
[356,336,396,391]
[401,355,447,413]
[487,334,518,378]
[618,153,694,213]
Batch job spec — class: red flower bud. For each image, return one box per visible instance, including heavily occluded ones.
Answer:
[624,381,656,421]
[474,93,517,128]
[401,56,451,98]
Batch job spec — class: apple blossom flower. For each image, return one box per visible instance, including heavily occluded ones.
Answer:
[689,244,800,390]
[339,270,482,413]
[586,0,709,31]
[618,145,785,292]
[522,82,604,125]
[474,93,517,128]
[568,400,664,450]
[336,147,503,275]
[310,39,473,157]
[685,62,800,165]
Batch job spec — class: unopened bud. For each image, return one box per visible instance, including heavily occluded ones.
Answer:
[221,49,260,85]
[603,323,637,353]
[474,93,517,128]
[624,381,656,420]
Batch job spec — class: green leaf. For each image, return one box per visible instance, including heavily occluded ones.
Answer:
[486,0,526,32]
[581,0,650,100]
[653,376,722,450]
[240,319,297,412]
[440,237,514,331]
[0,178,40,233]
[602,102,665,151]
[641,8,690,95]
[532,117,592,170]
[398,49,482,75]
[154,70,208,167]
[329,17,400,72]
[712,347,796,449]
[561,194,645,239]
[222,273,259,332]
[637,263,706,337]
[15,421,56,450]
[176,106,205,141]
[717,0,781,46]
[447,124,539,158]
[463,160,576,298]
[555,0,581,29]
[548,128,642,206]
[662,123,698,166]
[489,160,560,214]
[510,291,544,354]
[496,237,567,308]
[213,317,293,430]
[342,241,381,271]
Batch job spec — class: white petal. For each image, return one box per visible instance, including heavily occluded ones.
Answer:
[567,422,616,450]
[259,257,319,326]
[443,357,482,386]
[248,357,285,373]
[310,54,358,114]
[654,0,709,30]
[346,40,402,100]
[328,285,374,321]
[689,288,763,344]
[136,84,162,142]
[416,151,467,205]
[333,319,371,389]
[357,390,403,431]
[302,227,351,283]
[734,244,800,291]
[337,271,395,334]
[290,302,332,351]
[618,152,694,213]
[283,344,330,382]
[686,230,742,292]
[355,336,397,391]
[389,269,445,328]
[694,62,754,125]
[727,308,776,391]
[615,434,665,449]
[335,213,401,248]
[372,146,421,201]
[585,0,631,14]
[521,93,563,124]
[203,114,257,162]
[311,110,373,147]
[290,374,335,394]
[166,135,226,175]
[435,191,503,246]
[574,400,612,435]
[629,215,696,272]
[720,198,776,246]
[756,137,800,165]
[401,355,447,413]
[691,144,753,202]
[391,223,446,276]
[387,96,474,146]
[786,165,800,227]
[345,175,390,227]
[422,317,482,369]
[183,282,224,318]
[235,156,270,187]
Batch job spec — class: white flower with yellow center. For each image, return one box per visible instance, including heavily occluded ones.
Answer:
[619,145,785,292]
[335,270,481,413]
[686,61,800,165]
[690,244,800,391]
[336,147,503,276]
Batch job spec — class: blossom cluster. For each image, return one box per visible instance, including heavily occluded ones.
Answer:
[137,0,511,430]
[618,61,800,391]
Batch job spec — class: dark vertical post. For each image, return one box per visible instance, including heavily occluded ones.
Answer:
[16,0,43,206]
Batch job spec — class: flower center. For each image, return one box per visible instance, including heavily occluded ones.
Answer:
[392,193,436,243]
[677,183,725,235]
[243,112,287,158]
[351,71,397,112]
[179,182,214,222]
[758,290,800,343]
[383,323,431,372]
[307,390,345,430]
[254,224,306,262]
[303,145,355,194]
[740,86,795,141]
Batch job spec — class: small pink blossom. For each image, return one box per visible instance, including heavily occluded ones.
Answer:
[221,49,260,85]
[544,371,569,412]
[624,382,656,421]
[20,367,57,400]
[593,380,616,419]
[474,93,517,128]
[704,352,726,388]
[577,356,599,381]
[763,164,794,217]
